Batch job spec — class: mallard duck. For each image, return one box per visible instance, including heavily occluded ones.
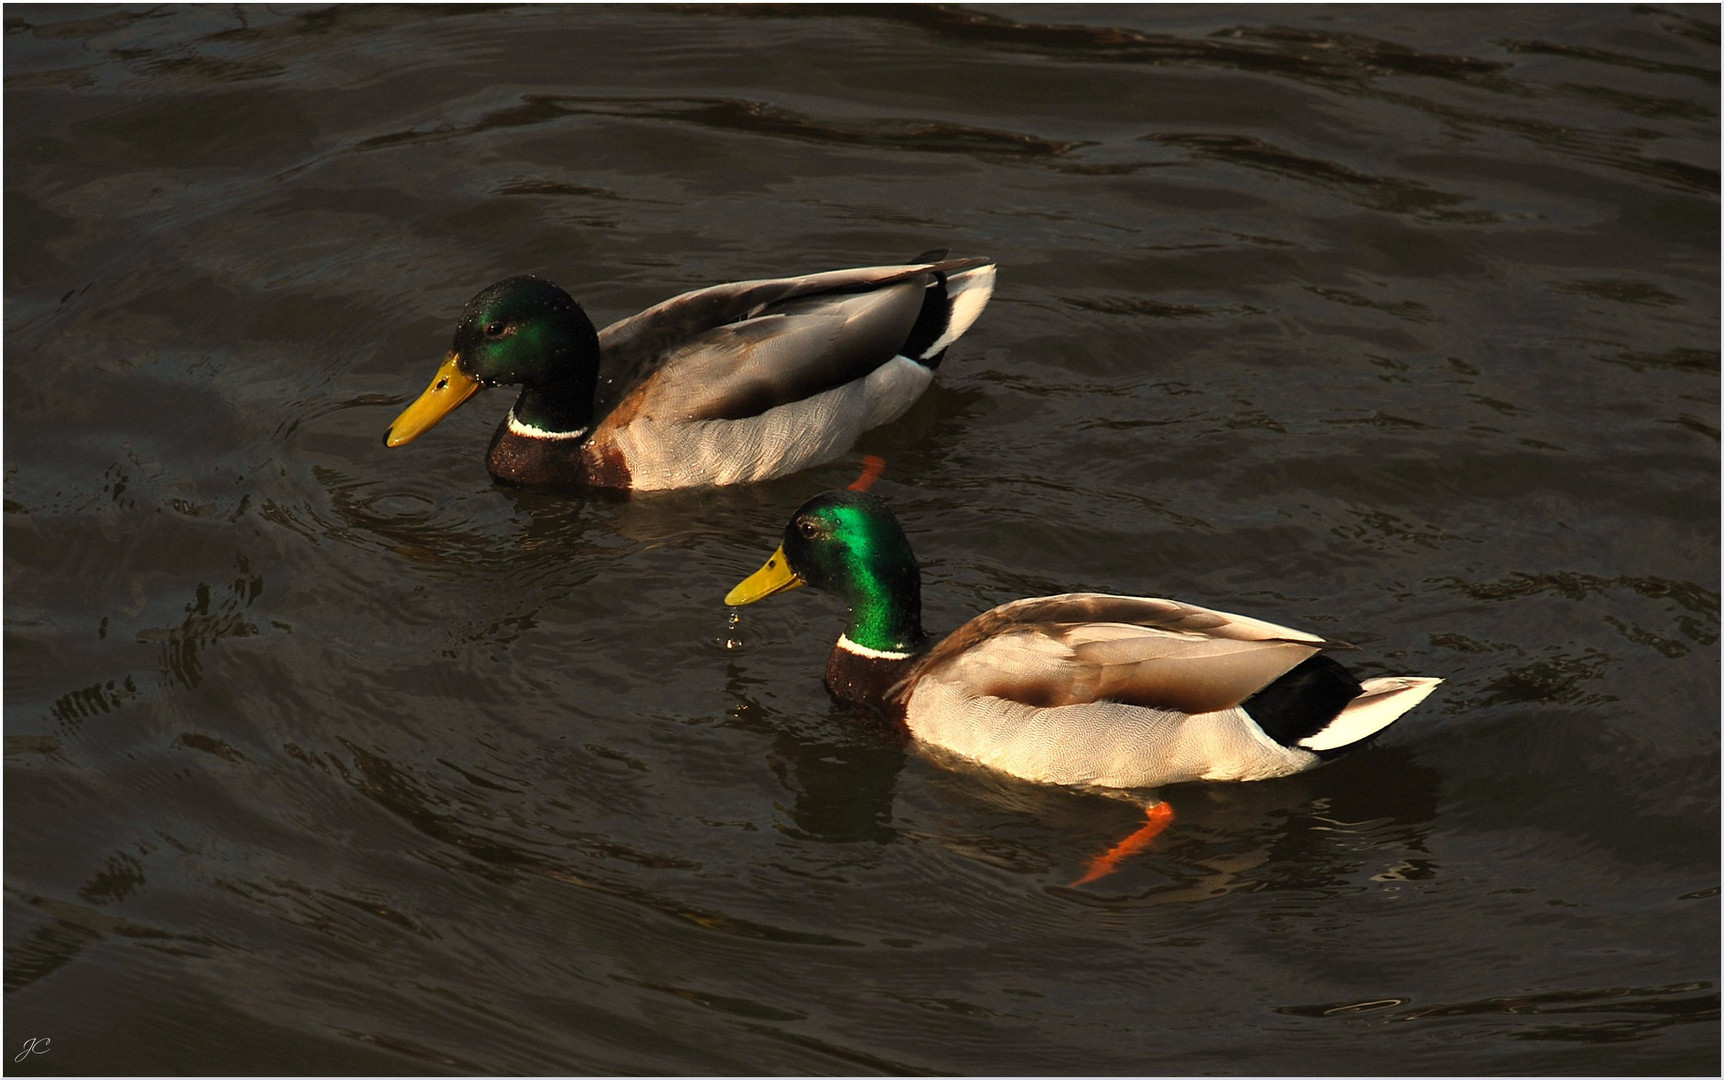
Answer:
[726,490,1442,792]
[384,253,996,490]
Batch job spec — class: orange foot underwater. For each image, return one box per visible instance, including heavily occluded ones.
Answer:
[847,454,886,492]
[1073,801,1176,886]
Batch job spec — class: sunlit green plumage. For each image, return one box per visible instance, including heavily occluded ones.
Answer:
[779,493,925,655]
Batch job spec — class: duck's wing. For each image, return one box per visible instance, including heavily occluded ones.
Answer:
[592,257,993,420]
[903,593,1340,715]
[601,280,924,424]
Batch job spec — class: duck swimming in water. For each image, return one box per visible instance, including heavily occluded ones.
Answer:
[727,489,1441,878]
[384,254,995,490]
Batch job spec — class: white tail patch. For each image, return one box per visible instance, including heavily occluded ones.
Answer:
[1297,676,1441,752]
[921,265,997,358]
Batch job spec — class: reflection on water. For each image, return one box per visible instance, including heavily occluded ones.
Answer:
[6,3,1718,1074]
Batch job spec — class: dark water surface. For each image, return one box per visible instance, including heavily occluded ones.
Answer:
[6,4,1718,1075]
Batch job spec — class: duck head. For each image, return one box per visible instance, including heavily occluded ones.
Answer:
[728,489,926,655]
[385,276,601,446]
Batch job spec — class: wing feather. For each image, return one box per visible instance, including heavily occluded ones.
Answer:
[613,281,927,423]
[593,257,989,414]
[904,593,1338,715]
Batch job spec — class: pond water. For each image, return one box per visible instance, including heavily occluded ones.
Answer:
[5,4,1718,1074]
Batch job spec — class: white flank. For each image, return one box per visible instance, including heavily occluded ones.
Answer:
[1297,676,1442,752]
[507,410,588,441]
[613,356,931,490]
[1203,705,1304,780]
[837,634,915,661]
[921,265,997,358]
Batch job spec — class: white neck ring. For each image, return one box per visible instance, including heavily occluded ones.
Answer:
[837,634,914,661]
[507,409,588,441]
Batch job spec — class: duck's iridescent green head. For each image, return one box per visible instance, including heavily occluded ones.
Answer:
[385,276,601,447]
[727,490,925,654]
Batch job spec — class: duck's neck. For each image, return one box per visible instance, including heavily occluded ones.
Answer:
[842,565,925,656]
[824,578,926,713]
[510,374,596,438]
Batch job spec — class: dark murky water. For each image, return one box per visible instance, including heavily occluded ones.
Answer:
[6,4,1718,1074]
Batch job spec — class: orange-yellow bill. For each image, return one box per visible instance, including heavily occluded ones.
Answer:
[726,544,804,606]
[385,352,483,447]
[1072,801,1175,886]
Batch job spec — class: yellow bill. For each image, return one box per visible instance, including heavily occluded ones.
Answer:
[726,544,804,606]
[385,352,484,447]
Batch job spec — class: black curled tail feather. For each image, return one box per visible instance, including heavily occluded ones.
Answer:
[1243,655,1365,758]
[902,271,955,367]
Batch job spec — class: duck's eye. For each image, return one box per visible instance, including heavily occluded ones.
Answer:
[798,521,819,540]
[483,321,506,338]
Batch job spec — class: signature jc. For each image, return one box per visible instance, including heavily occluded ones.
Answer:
[14,1038,50,1063]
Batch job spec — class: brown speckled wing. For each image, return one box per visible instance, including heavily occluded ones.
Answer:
[902,593,1338,715]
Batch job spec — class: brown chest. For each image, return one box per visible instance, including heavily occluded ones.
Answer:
[823,645,914,727]
[485,424,631,489]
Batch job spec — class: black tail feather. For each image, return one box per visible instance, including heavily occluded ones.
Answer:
[901,270,954,366]
[1243,655,1364,755]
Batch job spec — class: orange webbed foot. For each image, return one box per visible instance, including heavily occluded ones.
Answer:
[1072,801,1175,886]
[847,454,886,492]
